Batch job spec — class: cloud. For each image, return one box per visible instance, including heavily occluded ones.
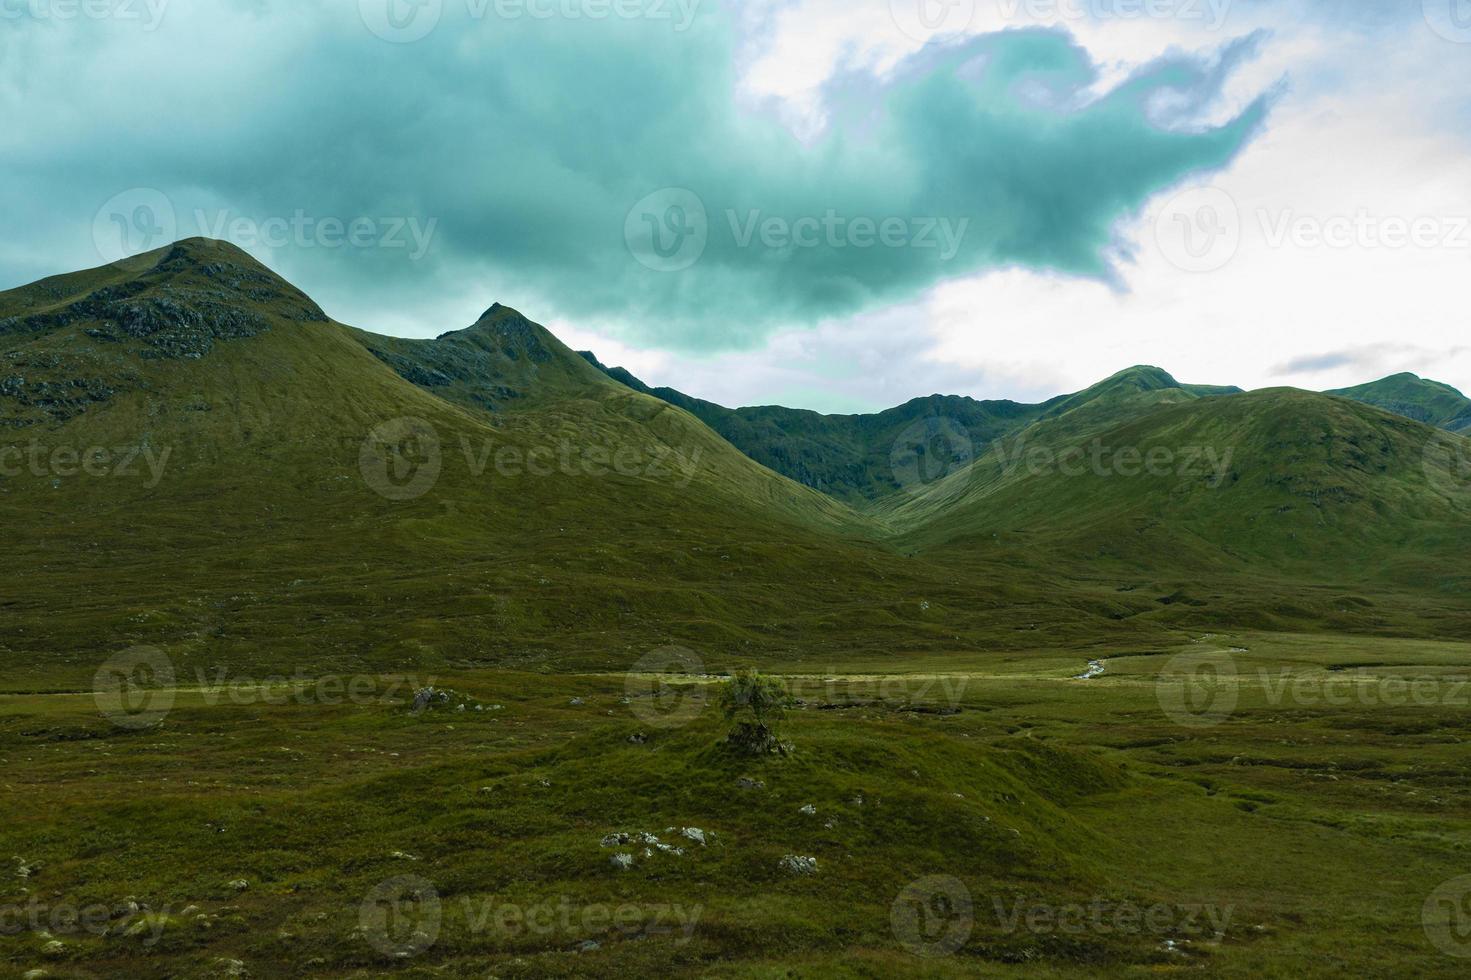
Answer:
[1275,351,1364,374]
[0,4,1270,354]
[1275,345,1471,380]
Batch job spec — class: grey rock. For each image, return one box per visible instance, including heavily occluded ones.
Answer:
[778,855,818,876]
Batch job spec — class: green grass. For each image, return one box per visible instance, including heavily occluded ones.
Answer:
[581,361,1244,504]
[5,243,1471,977]
[3,634,1470,977]
[1328,373,1471,432]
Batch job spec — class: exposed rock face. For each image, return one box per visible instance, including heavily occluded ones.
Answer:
[468,304,554,365]
[149,241,329,323]
[0,239,327,423]
[119,293,272,360]
[0,351,124,426]
[360,304,562,412]
[0,379,116,424]
[779,854,818,876]
[0,242,327,357]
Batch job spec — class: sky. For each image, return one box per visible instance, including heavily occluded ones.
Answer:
[3,0,1469,412]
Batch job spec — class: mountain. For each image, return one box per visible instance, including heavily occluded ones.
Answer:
[4,240,1471,688]
[874,384,1471,605]
[0,240,1143,685]
[1329,373,1471,432]
[0,239,857,531]
[1033,365,1241,421]
[0,236,329,426]
[355,303,614,414]
[576,349,1471,621]
[578,356,1241,502]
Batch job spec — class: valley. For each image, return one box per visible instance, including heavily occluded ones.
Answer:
[3,632,1468,977]
[2,241,1470,978]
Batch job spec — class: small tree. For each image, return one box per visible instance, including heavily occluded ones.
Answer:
[720,670,794,754]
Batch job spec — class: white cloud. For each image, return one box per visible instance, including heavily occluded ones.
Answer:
[566,0,1471,410]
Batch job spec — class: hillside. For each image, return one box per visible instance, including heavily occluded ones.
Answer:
[0,240,1159,685]
[4,241,1471,688]
[579,356,1240,502]
[1329,372,1471,432]
[875,384,1471,599]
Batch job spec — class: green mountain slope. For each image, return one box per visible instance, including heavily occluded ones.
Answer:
[356,304,616,414]
[0,240,1169,683]
[4,240,1471,685]
[580,356,1240,503]
[1034,365,1240,421]
[1329,372,1471,432]
[578,349,1471,627]
[876,385,1471,597]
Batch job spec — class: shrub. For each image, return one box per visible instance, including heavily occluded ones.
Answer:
[720,670,794,754]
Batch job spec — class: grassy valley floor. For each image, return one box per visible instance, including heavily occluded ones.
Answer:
[3,632,1469,978]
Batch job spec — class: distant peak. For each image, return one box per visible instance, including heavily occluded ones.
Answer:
[577,349,610,372]
[0,236,330,367]
[140,239,328,318]
[473,302,530,324]
[437,303,556,359]
[144,237,266,275]
[1104,365,1179,388]
[167,236,252,258]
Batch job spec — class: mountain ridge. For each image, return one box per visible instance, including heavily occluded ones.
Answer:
[581,353,1469,502]
[1327,372,1471,432]
[4,239,1470,678]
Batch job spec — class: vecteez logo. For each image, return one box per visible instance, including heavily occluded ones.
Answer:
[1156,183,1471,273]
[92,190,437,264]
[625,188,971,273]
[725,210,969,260]
[889,417,974,494]
[190,210,438,260]
[889,0,975,42]
[1422,428,1471,500]
[625,646,709,729]
[1156,186,1241,273]
[361,0,702,43]
[1155,649,1238,728]
[359,0,443,43]
[93,188,177,268]
[93,646,176,730]
[0,0,169,29]
[990,437,1236,483]
[891,875,974,957]
[360,875,442,959]
[625,188,709,273]
[995,0,1233,30]
[1424,875,1471,958]
[0,442,172,487]
[356,876,703,958]
[358,420,707,500]
[360,417,444,502]
[1424,0,1471,43]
